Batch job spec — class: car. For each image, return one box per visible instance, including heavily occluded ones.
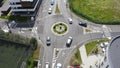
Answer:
[48,7,52,14]
[66,36,73,47]
[104,42,109,46]
[102,48,106,52]
[79,22,87,27]
[45,62,50,68]
[100,42,109,48]
[68,18,72,24]
[50,0,54,5]
[46,37,51,46]
[100,43,104,48]
[56,63,62,68]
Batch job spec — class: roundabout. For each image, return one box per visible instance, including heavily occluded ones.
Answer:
[52,22,68,36]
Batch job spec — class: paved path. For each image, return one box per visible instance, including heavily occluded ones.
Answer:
[79,45,103,68]
[102,25,111,39]
[79,45,87,64]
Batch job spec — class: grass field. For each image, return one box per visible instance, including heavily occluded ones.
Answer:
[55,4,60,13]
[0,43,31,68]
[69,0,120,24]
[70,49,82,66]
[0,15,29,22]
[85,39,109,55]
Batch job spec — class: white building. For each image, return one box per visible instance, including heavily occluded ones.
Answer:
[9,0,42,16]
[100,36,120,68]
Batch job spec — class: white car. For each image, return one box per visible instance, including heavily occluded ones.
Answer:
[66,36,73,47]
[57,63,62,68]
[102,48,106,52]
[48,7,52,14]
[100,43,104,48]
[45,62,50,68]
[68,18,72,24]
[104,42,109,46]
[100,42,109,48]
[46,37,51,46]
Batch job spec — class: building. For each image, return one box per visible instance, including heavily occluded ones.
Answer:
[0,0,10,16]
[0,0,3,7]
[100,35,120,68]
[9,0,42,16]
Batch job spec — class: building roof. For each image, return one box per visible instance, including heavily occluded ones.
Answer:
[21,0,33,2]
[0,0,9,12]
[108,36,120,68]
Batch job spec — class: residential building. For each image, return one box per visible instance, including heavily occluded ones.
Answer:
[9,0,42,16]
[0,0,10,16]
[100,35,120,68]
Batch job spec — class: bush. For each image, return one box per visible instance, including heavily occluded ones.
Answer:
[30,37,37,50]
[70,49,81,66]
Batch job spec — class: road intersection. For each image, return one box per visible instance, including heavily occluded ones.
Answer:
[28,0,120,68]
[1,0,120,68]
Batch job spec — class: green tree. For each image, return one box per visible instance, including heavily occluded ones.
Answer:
[30,37,37,50]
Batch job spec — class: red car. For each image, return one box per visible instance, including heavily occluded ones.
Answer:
[70,66,80,68]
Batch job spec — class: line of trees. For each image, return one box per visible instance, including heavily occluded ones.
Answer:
[0,30,37,50]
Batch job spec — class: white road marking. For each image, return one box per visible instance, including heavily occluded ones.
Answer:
[64,0,66,3]
[102,25,111,39]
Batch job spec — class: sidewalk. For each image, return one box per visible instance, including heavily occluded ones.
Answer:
[81,54,102,68]
[79,45,87,64]
[79,45,103,68]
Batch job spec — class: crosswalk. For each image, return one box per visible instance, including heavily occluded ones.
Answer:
[84,25,112,39]
[102,25,111,39]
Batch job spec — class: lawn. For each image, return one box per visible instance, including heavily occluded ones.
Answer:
[33,45,40,59]
[70,49,82,66]
[0,15,29,22]
[27,38,40,68]
[27,45,40,68]
[55,4,60,14]
[0,43,31,68]
[85,39,109,55]
[69,0,120,24]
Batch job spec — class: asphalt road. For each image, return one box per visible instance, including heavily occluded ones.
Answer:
[2,0,120,68]
[35,0,120,68]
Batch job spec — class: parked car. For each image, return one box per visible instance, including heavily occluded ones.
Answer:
[100,42,109,48]
[68,18,72,24]
[79,22,87,27]
[102,48,106,52]
[46,37,51,46]
[45,62,50,68]
[56,63,62,68]
[48,7,52,14]
[66,36,73,47]
[100,43,104,48]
